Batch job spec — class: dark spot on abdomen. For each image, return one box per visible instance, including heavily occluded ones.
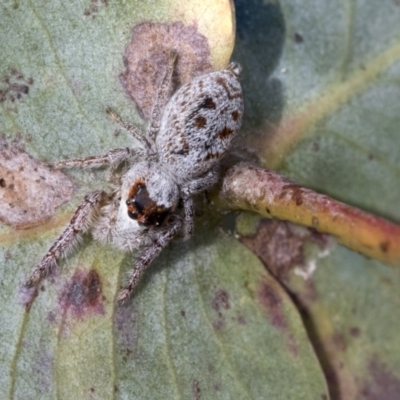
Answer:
[194,115,207,128]
[199,96,216,109]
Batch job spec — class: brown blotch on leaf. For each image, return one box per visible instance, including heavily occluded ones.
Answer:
[194,115,207,128]
[258,281,287,330]
[60,269,105,319]
[240,219,329,311]
[83,0,108,18]
[212,289,230,312]
[240,219,305,282]
[0,140,75,229]
[212,318,225,331]
[121,22,212,120]
[0,68,33,104]
[362,358,400,400]
[350,327,361,338]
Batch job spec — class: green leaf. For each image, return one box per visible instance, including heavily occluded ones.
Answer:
[0,1,328,399]
[234,0,400,221]
[234,0,400,398]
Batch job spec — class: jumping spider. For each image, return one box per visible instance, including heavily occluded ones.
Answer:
[26,51,243,303]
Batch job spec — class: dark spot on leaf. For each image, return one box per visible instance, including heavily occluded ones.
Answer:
[312,142,320,151]
[0,69,33,104]
[192,380,201,400]
[237,315,246,325]
[350,327,361,338]
[212,289,230,312]
[294,32,304,43]
[0,178,5,188]
[90,387,95,393]
[212,318,225,331]
[331,332,346,352]
[59,269,105,319]
[180,310,186,317]
[83,0,108,18]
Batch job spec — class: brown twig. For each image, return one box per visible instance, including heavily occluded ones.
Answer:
[219,164,400,267]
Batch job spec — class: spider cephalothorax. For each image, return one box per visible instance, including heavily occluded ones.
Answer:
[26,51,243,303]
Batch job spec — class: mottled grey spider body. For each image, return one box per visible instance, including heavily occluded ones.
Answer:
[27,52,243,303]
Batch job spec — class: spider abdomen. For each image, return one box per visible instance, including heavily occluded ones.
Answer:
[156,63,243,181]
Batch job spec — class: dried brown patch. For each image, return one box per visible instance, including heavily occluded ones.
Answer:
[121,22,212,119]
[240,219,305,282]
[0,140,75,229]
[59,269,105,319]
[0,68,34,104]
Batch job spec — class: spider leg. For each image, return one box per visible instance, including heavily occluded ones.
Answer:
[181,196,195,241]
[147,49,178,141]
[106,107,152,148]
[26,190,107,288]
[117,218,182,304]
[180,167,220,240]
[50,148,136,170]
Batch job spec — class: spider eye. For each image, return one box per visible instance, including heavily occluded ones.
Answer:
[126,181,172,227]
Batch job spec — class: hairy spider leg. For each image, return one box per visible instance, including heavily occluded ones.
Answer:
[26,190,107,288]
[50,148,134,170]
[118,218,182,304]
[147,49,178,142]
[105,107,152,149]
